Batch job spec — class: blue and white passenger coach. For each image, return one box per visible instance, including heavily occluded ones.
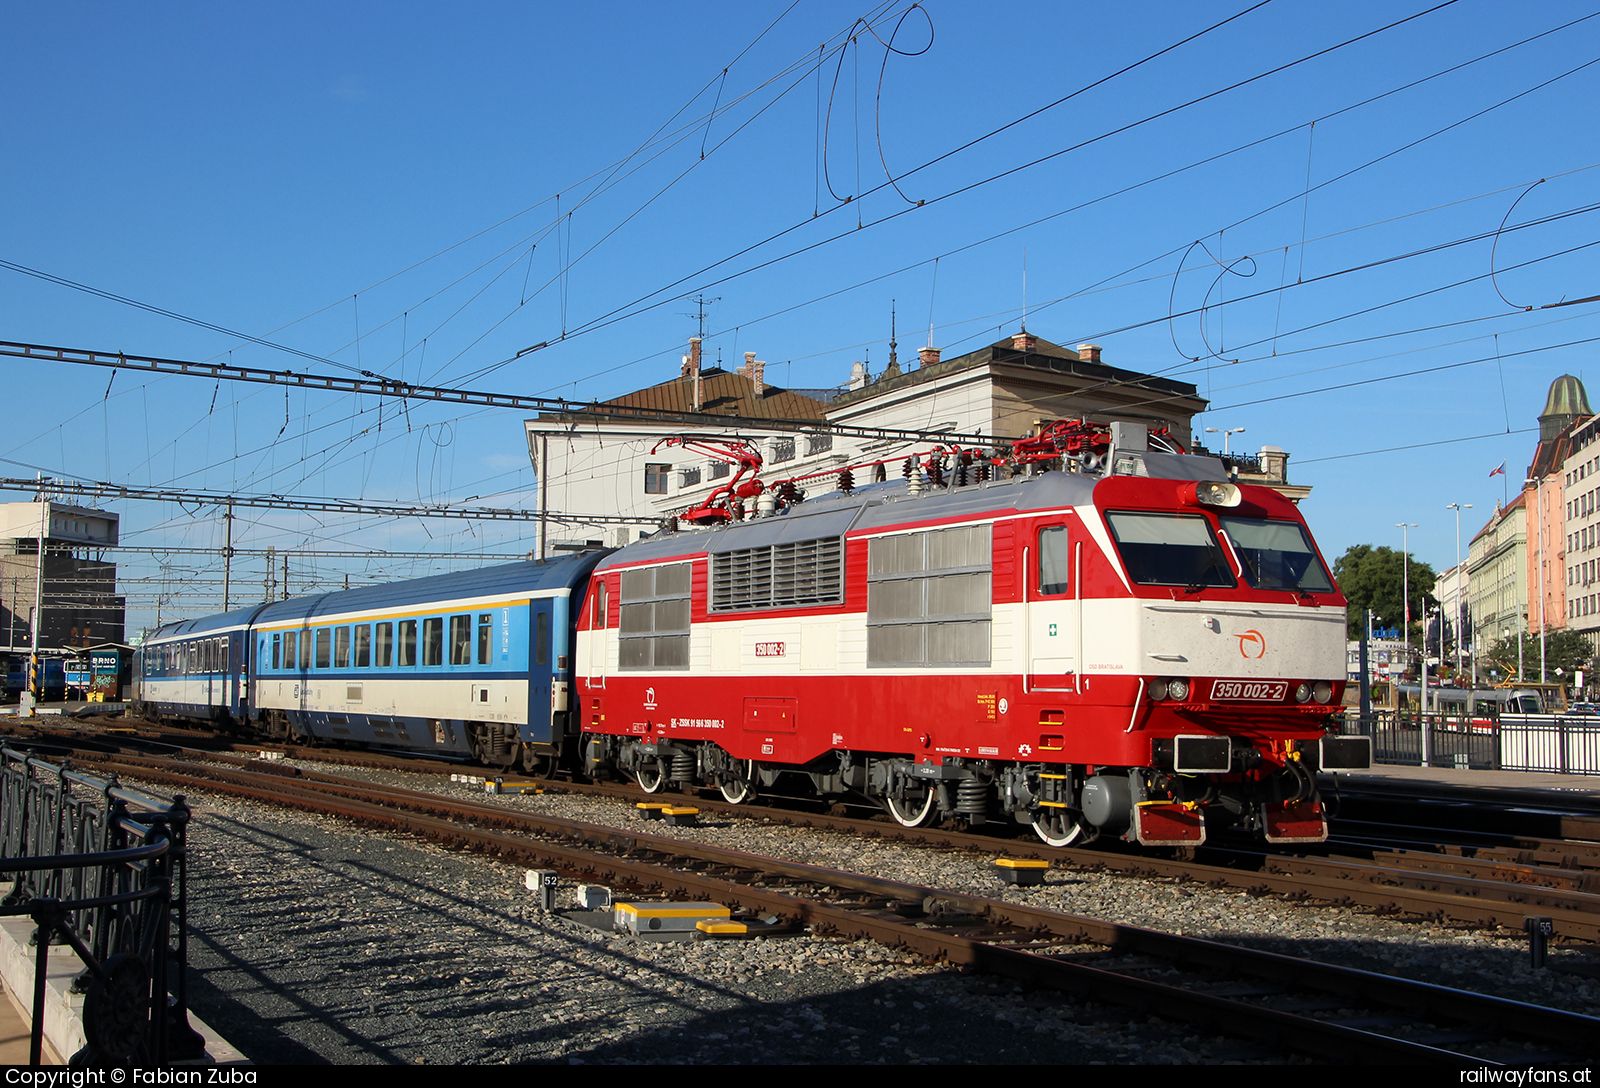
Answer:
[136,553,606,770]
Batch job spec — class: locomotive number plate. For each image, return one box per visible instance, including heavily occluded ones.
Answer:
[1210,680,1288,701]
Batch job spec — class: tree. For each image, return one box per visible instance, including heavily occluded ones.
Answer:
[1483,630,1595,682]
[1333,544,1437,640]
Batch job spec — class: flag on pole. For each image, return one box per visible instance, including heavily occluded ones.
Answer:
[1490,461,1506,477]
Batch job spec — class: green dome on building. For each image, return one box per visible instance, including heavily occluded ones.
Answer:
[1539,374,1592,440]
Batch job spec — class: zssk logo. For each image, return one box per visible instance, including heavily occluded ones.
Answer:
[1235,629,1266,659]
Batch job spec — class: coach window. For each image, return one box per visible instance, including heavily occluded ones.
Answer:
[450,614,471,665]
[398,620,417,667]
[376,622,394,667]
[354,625,371,668]
[477,614,492,664]
[535,612,551,667]
[271,634,281,670]
[315,629,332,669]
[423,617,444,667]
[282,632,296,670]
[299,630,313,670]
[1038,527,1071,595]
[335,627,351,669]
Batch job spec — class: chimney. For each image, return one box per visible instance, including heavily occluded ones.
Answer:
[681,337,703,410]
[1012,331,1037,353]
[738,351,766,397]
[1076,343,1102,364]
[918,346,941,369]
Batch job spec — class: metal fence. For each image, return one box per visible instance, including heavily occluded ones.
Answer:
[1339,712,1600,775]
[0,747,203,1064]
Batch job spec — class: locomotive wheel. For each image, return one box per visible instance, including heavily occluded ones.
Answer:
[636,762,666,793]
[1031,808,1084,848]
[718,760,756,804]
[884,786,936,828]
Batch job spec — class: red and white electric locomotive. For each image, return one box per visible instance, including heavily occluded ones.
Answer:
[576,421,1368,847]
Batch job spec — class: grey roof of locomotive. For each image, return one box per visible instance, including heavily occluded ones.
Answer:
[595,452,1227,570]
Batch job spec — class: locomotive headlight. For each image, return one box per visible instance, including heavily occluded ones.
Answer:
[1195,481,1241,507]
[1294,682,1313,704]
[1165,678,1191,701]
[1312,680,1333,704]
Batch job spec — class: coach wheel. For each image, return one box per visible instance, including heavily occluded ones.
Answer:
[885,785,936,828]
[636,761,666,794]
[719,761,756,804]
[1031,808,1084,848]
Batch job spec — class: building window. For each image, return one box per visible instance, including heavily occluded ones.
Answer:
[771,437,796,463]
[619,562,691,670]
[806,433,833,456]
[680,466,702,488]
[867,524,992,666]
[708,461,731,480]
[645,464,670,494]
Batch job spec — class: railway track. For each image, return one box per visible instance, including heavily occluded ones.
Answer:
[30,745,1600,1065]
[12,718,1600,945]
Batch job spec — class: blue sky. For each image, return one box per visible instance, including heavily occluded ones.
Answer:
[3,1,1598,630]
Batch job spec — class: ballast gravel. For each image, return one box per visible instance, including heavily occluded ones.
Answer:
[166,758,1600,1064]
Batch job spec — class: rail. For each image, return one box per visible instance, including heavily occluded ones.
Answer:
[1338,711,1600,775]
[0,747,202,1064]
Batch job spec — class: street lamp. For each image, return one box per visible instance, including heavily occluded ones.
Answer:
[1397,522,1418,705]
[1205,426,1246,456]
[1446,502,1473,683]
[1525,477,1547,684]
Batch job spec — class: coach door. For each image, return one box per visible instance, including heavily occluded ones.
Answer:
[527,601,555,744]
[1027,524,1080,693]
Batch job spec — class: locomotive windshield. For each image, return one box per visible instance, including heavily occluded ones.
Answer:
[1218,517,1334,593]
[1105,512,1234,589]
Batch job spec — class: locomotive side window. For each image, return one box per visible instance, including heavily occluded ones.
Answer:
[450,614,471,665]
[398,620,417,667]
[618,562,691,670]
[1038,527,1070,595]
[866,524,992,667]
[710,537,843,611]
[1217,517,1334,594]
[1105,513,1234,589]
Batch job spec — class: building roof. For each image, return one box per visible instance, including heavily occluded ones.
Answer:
[829,333,1203,412]
[597,367,829,421]
[1470,492,1526,547]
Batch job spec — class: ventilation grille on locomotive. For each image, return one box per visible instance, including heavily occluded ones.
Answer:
[710,537,843,612]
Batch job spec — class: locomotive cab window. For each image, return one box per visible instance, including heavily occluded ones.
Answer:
[1105,512,1234,589]
[1218,517,1335,594]
[1038,526,1070,595]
